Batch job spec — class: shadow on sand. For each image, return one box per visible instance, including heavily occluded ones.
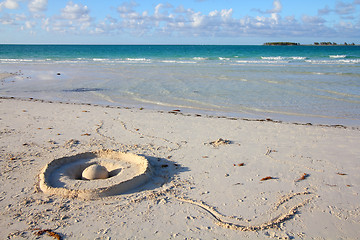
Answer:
[122,155,190,195]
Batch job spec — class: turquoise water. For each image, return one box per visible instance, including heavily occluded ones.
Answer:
[1,45,360,125]
[1,44,360,62]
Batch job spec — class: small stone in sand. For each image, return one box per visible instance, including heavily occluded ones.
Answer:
[260,176,274,181]
[64,139,79,148]
[82,164,109,180]
[209,138,232,147]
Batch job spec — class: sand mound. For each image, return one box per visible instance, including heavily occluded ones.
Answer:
[82,164,109,180]
[39,150,151,199]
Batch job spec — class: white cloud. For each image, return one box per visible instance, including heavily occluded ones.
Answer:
[0,0,359,42]
[209,9,233,19]
[28,0,47,13]
[92,17,122,35]
[249,0,282,25]
[191,12,204,27]
[271,0,282,13]
[335,20,360,37]
[103,1,358,40]
[0,12,25,25]
[41,17,49,31]
[0,13,16,24]
[318,1,358,17]
[253,0,282,14]
[25,20,34,28]
[174,5,187,14]
[61,1,91,22]
[0,0,19,10]
[335,1,356,15]
[153,3,173,21]
[302,15,326,25]
[52,20,75,33]
[117,0,138,14]
[19,19,35,34]
[37,1,94,34]
[318,5,331,15]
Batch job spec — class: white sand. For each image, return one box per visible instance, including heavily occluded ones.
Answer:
[1,97,360,239]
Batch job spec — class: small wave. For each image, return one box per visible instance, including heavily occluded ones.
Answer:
[93,58,109,62]
[0,59,17,62]
[125,58,150,62]
[239,78,248,82]
[265,80,280,84]
[319,89,360,99]
[161,60,197,64]
[219,57,231,61]
[193,57,207,60]
[305,60,334,64]
[290,57,307,60]
[17,59,33,62]
[306,59,360,64]
[329,55,346,58]
[177,61,197,64]
[261,56,307,61]
[339,59,360,64]
[0,58,34,63]
[235,60,288,64]
[261,56,285,60]
[57,60,83,64]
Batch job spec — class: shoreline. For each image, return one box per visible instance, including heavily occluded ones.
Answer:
[2,61,359,128]
[1,96,358,130]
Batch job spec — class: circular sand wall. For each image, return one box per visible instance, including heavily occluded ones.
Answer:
[39,150,151,199]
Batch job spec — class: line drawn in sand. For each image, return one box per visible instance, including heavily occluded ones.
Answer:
[175,191,315,231]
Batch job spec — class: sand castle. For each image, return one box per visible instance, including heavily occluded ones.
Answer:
[38,149,152,199]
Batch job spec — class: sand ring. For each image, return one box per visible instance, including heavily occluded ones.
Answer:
[39,149,151,199]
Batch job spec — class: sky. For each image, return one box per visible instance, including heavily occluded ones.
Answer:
[0,0,359,44]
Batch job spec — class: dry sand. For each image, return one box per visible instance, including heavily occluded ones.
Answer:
[1,97,360,239]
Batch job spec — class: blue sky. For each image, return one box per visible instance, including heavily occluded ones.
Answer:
[0,0,359,44]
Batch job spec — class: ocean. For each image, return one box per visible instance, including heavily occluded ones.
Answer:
[1,45,360,125]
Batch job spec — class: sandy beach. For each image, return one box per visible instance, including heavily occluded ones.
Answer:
[1,97,360,239]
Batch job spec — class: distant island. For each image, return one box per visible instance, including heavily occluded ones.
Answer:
[264,42,357,46]
[312,42,356,46]
[264,42,299,46]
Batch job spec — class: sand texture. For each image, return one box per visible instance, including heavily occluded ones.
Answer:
[1,97,360,239]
